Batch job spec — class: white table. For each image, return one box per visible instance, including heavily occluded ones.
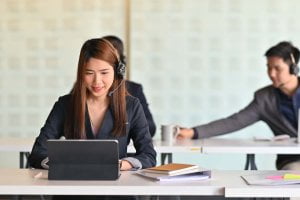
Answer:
[152,140,202,165]
[0,138,34,152]
[0,138,34,168]
[0,169,223,196]
[224,170,300,198]
[202,138,300,154]
[0,168,299,198]
[2,137,300,170]
[0,138,202,168]
[155,138,300,169]
[202,138,300,170]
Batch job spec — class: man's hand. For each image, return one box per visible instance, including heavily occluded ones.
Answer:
[176,128,194,140]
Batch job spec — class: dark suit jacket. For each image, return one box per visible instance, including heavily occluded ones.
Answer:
[193,85,300,169]
[29,94,156,169]
[126,81,156,137]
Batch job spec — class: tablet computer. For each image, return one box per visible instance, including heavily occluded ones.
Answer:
[47,139,120,180]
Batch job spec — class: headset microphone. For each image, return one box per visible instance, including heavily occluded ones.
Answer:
[290,53,299,75]
[108,79,125,97]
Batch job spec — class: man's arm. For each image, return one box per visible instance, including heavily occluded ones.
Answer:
[178,98,261,139]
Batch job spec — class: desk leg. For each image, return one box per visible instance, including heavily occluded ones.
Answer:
[167,153,172,163]
[25,152,30,168]
[19,152,30,169]
[244,154,257,170]
[19,152,24,169]
[161,153,173,165]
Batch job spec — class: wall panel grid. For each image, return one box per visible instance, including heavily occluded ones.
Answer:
[2,0,300,169]
[0,0,125,138]
[131,0,300,138]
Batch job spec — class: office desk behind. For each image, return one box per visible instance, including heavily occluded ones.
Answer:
[0,138,34,168]
[202,138,300,154]
[202,138,300,170]
[0,138,33,152]
[0,138,202,168]
[2,137,300,170]
[153,139,202,164]
[156,138,300,169]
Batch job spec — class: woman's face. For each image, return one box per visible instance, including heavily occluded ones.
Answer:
[84,57,114,98]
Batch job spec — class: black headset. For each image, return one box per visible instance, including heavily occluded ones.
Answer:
[101,38,126,79]
[116,61,126,79]
[289,53,299,75]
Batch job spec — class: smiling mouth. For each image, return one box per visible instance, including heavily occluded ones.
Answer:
[92,86,103,92]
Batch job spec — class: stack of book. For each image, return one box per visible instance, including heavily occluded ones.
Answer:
[136,163,211,182]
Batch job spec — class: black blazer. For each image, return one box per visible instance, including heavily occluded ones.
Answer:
[29,94,156,169]
[126,81,156,137]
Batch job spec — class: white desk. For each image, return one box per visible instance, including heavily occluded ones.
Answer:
[0,169,223,196]
[0,138,202,168]
[156,138,300,169]
[0,169,299,198]
[152,140,202,153]
[2,137,300,170]
[202,138,300,154]
[202,138,300,170]
[224,170,300,198]
[153,140,202,164]
[0,138,34,152]
[0,138,35,168]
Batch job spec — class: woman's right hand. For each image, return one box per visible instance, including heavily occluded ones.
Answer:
[176,128,194,140]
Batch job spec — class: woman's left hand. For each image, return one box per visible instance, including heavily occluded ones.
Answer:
[120,160,133,171]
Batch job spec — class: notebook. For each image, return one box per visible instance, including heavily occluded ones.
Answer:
[47,139,120,180]
[242,172,300,186]
[136,164,211,182]
[142,163,199,175]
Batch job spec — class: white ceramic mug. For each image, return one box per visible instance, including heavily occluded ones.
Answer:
[161,124,180,144]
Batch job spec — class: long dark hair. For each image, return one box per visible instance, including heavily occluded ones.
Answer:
[64,38,127,139]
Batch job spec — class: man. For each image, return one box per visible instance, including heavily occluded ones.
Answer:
[178,41,300,170]
[102,35,157,137]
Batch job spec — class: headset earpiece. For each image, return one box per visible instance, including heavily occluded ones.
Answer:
[116,61,126,79]
[100,38,126,79]
[290,53,299,75]
[108,61,125,96]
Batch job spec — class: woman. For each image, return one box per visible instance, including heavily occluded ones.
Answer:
[29,38,156,171]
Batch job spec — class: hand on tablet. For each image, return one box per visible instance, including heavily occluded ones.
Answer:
[120,160,133,171]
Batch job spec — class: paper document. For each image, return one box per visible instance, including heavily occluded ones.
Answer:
[242,172,300,186]
[155,173,209,182]
[253,134,290,141]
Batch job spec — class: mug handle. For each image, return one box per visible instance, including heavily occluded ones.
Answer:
[173,125,180,138]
